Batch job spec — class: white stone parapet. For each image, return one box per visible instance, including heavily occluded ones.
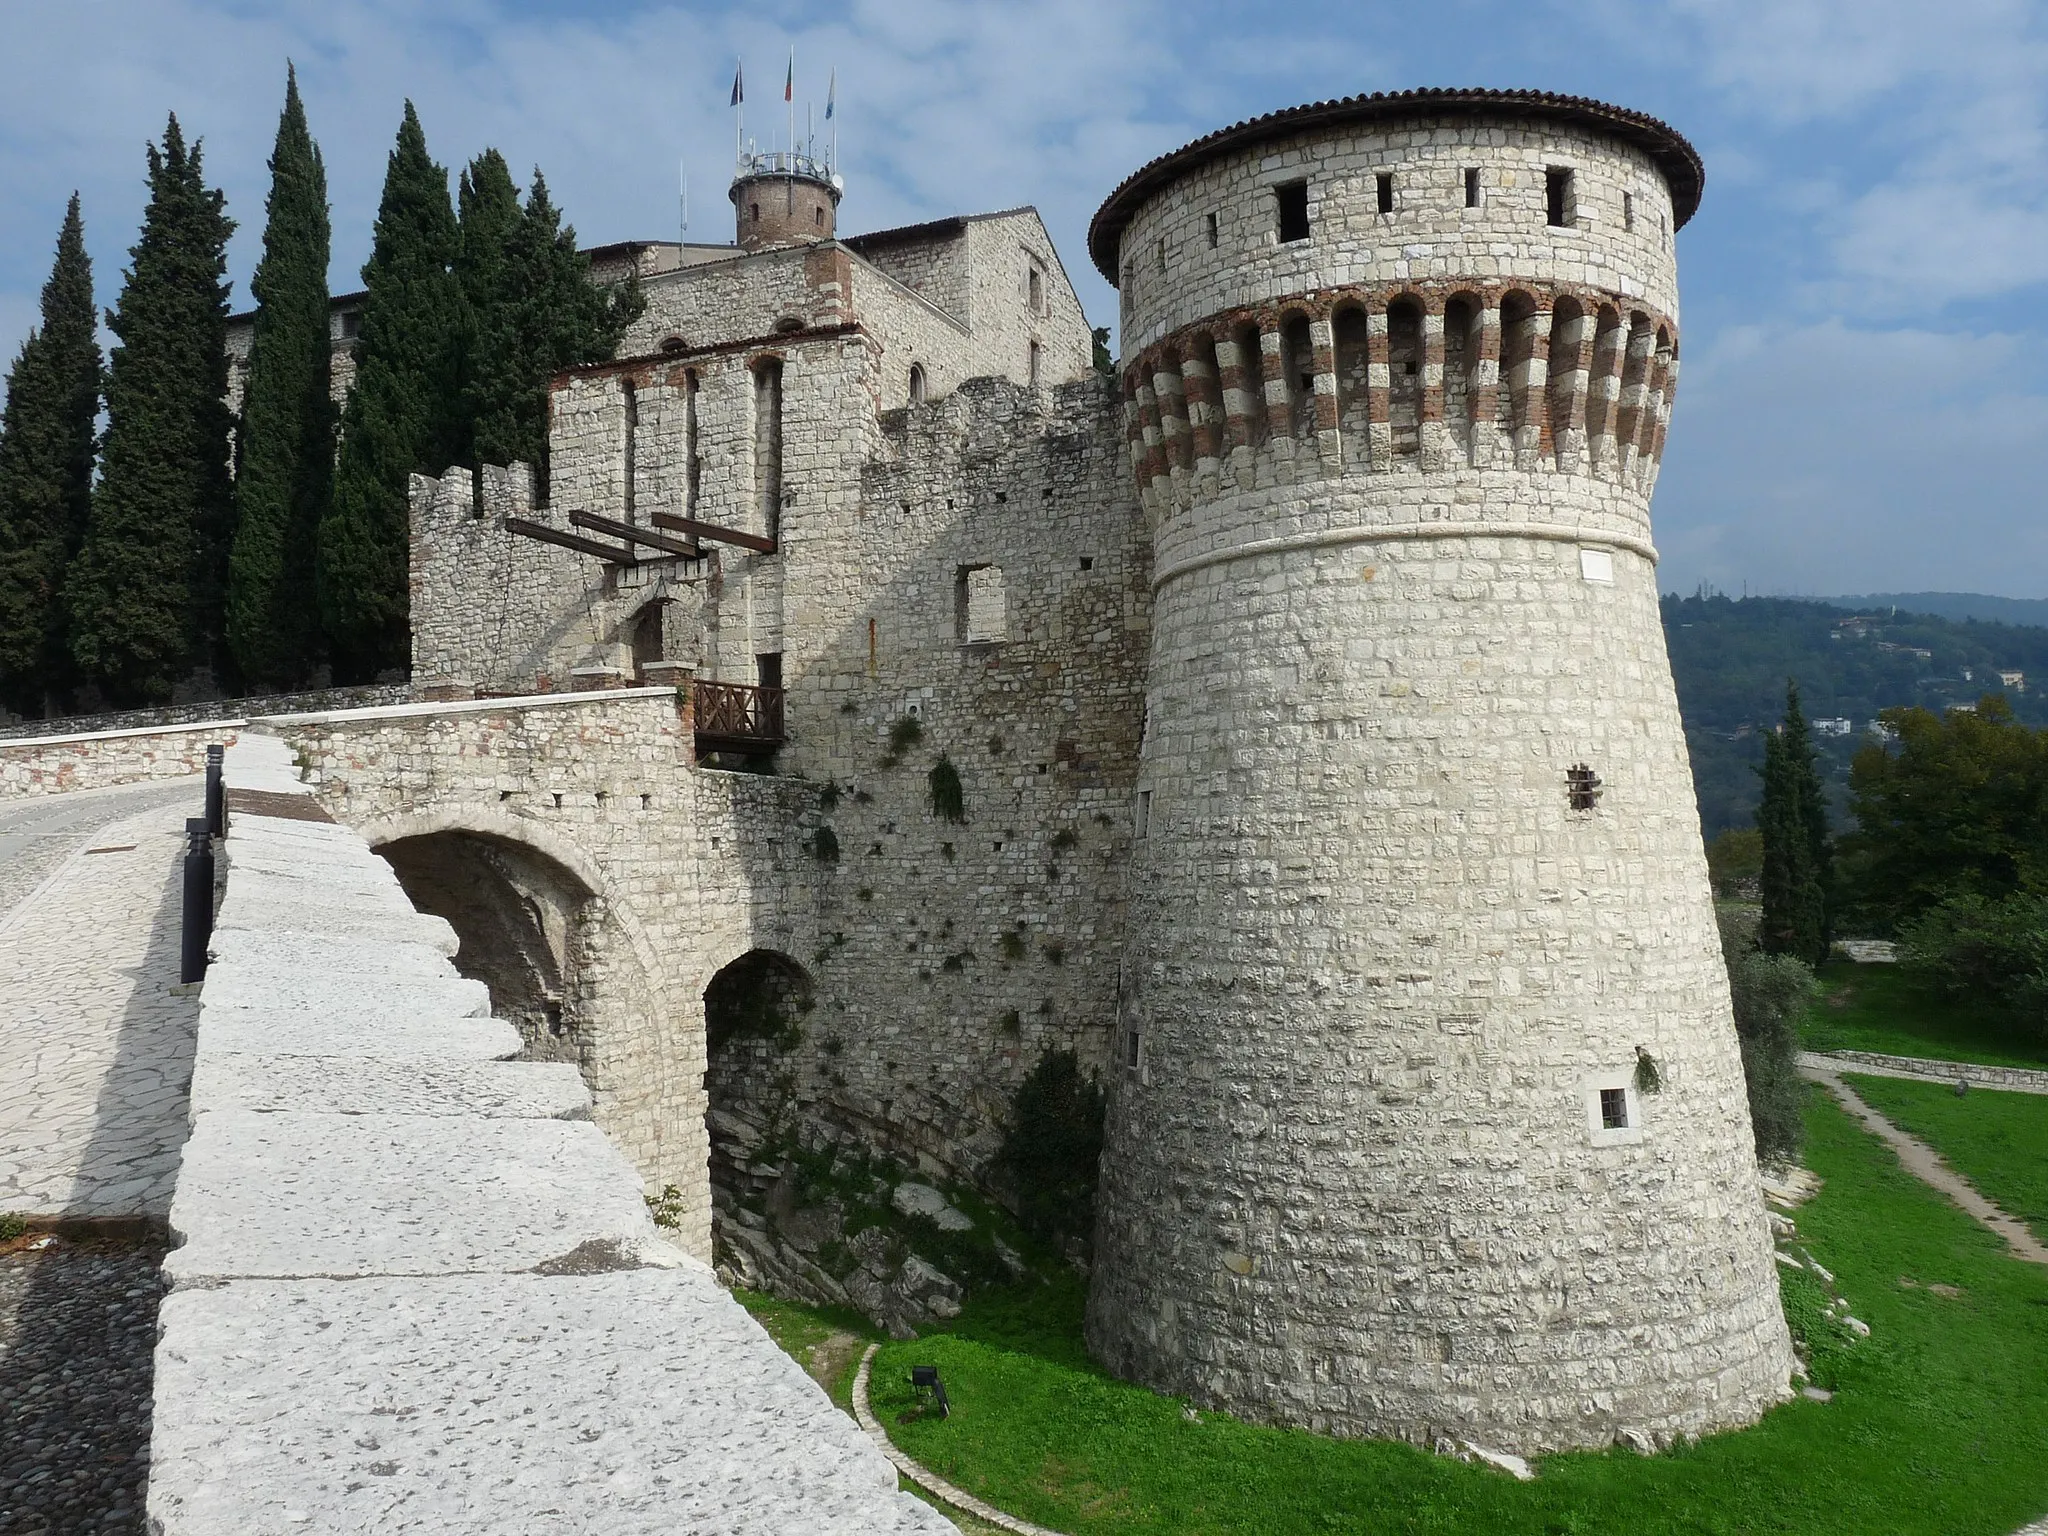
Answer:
[146,733,951,1535]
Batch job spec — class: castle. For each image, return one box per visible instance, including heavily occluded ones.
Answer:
[304,88,1792,1455]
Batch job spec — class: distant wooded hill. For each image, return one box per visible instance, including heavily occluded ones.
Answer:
[1662,593,2048,838]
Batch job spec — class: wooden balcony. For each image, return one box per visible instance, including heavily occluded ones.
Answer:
[693,680,785,756]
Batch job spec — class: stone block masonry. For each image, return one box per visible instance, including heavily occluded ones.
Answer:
[147,734,951,1534]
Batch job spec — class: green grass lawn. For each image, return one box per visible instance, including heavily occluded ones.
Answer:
[1803,959,2048,1069]
[855,1089,2048,1535]
[1845,1072,2048,1247]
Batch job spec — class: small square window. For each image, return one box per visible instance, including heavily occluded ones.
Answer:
[1566,763,1603,812]
[1600,1086,1629,1130]
[1275,180,1310,243]
[1464,167,1481,208]
[1376,172,1394,214]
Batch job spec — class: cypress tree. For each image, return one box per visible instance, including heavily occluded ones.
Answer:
[1757,681,1829,964]
[68,117,235,705]
[461,161,639,487]
[1784,682,1836,953]
[318,102,464,680]
[0,196,100,716]
[455,149,523,480]
[227,64,334,690]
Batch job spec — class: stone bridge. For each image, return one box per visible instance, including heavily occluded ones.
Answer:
[257,685,837,1260]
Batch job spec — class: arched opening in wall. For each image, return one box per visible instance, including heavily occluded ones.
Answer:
[1190,332,1225,465]
[1443,293,1479,462]
[1279,312,1316,443]
[1233,322,1270,452]
[1386,297,1423,464]
[630,600,665,681]
[1498,290,1539,455]
[1586,304,1625,467]
[1333,304,1371,472]
[377,831,595,1064]
[908,363,926,405]
[1547,296,1587,470]
[752,357,784,540]
[1028,266,1043,314]
[702,949,816,1272]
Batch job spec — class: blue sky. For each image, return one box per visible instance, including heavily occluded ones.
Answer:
[3,0,2045,599]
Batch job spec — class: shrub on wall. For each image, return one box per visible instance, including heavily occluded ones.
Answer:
[993,1049,1105,1251]
[928,755,965,823]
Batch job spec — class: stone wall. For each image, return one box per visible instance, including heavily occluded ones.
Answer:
[0,682,409,740]
[0,722,240,799]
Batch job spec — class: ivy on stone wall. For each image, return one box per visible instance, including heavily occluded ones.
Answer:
[928,755,965,823]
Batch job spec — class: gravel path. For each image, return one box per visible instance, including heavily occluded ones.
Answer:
[0,1234,164,1535]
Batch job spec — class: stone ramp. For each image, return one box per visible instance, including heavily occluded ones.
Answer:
[148,734,951,1535]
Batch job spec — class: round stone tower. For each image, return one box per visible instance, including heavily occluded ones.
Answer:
[1086,90,1794,1454]
[731,150,842,251]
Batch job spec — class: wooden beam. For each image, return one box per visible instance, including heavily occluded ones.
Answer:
[650,512,778,555]
[504,517,636,564]
[568,510,702,559]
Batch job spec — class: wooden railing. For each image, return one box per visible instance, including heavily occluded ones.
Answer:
[692,681,785,753]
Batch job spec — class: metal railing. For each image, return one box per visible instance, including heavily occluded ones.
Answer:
[693,681,785,752]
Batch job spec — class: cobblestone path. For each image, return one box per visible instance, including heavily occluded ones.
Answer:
[0,780,202,1217]
[1,777,202,1535]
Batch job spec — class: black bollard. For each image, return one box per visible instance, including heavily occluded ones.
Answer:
[205,744,225,835]
[181,816,214,984]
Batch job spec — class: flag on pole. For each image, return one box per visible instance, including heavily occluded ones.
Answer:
[825,68,835,119]
[731,61,744,106]
[784,48,794,102]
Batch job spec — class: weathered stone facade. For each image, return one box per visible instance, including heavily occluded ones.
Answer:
[260,89,1789,1455]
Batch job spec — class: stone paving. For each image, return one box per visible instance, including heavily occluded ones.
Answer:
[0,780,202,1220]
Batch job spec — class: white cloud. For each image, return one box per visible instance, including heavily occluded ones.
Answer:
[1655,318,2048,596]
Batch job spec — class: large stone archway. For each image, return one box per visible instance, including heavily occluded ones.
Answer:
[361,810,713,1259]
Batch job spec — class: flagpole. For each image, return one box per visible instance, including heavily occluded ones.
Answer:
[733,56,744,171]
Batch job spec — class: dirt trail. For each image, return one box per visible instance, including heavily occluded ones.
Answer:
[1802,1066,2048,1265]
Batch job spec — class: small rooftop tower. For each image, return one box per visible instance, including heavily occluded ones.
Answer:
[730,148,842,251]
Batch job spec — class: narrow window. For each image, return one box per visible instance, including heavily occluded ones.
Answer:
[684,370,701,516]
[1157,237,1167,273]
[1376,172,1394,214]
[908,363,926,404]
[621,379,638,521]
[1028,340,1043,387]
[1464,167,1481,208]
[1028,266,1043,312]
[750,201,760,222]
[956,565,1007,643]
[1275,179,1310,243]
[1124,1025,1141,1071]
[1566,762,1603,811]
[814,206,823,227]
[1387,298,1422,463]
[1205,211,1218,248]
[1546,167,1575,227]
[1660,212,1669,249]
[1136,789,1152,839]
[753,358,783,540]
[1599,1087,1629,1130]
[1622,191,1635,231]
